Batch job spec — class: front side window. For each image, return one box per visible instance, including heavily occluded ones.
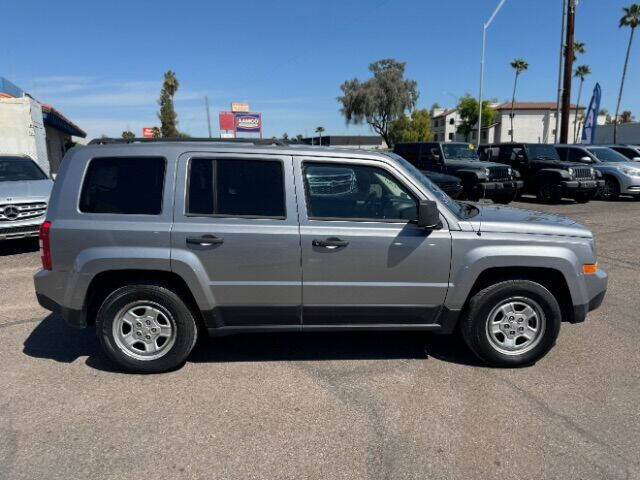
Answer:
[442,143,479,160]
[0,157,48,181]
[303,162,417,222]
[79,157,165,214]
[587,148,628,163]
[188,158,285,218]
[525,144,560,161]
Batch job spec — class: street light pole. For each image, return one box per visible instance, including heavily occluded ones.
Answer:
[477,0,507,147]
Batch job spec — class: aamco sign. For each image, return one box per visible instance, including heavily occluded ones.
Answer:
[235,113,262,133]
[142,127,155,138]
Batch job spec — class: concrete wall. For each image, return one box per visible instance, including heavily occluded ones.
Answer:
[593,123,640,145]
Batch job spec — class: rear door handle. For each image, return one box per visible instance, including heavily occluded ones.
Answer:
[312,237,349,249]
[186,235,224,246]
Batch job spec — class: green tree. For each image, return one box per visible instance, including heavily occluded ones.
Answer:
[573,41,586,56]
[456,94,494,142]
[338,58,419,147]
[315,126,325,146]
[151,127,161,138]
[158,70,180,137]
[620,110,634,123]
[388,108,433,146]
[121,130,135,140]
[509,58,529,142]
[282,132,289,142]
[615,4,640,142]
[573,65,591,142]
[296,134,304,142]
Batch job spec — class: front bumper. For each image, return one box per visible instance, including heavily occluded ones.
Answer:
[619,176,640,195]
[0,222,41,240]
[473,180,524,196]
[560,179,603,194]
[570,268,608,323]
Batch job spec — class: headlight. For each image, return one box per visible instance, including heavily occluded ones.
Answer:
[590,168,595,178]
[568,167,575,177]
[617,166,640,177]
[484,168,491,176]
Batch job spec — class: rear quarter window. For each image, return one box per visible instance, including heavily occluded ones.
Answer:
[79,157,166,214]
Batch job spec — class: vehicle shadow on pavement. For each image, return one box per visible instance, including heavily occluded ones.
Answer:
[22,314,120,372]
[188,331,484,367]
[22,315,484,370]
[0,238,39,256]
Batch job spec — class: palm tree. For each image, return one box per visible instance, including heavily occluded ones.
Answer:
[509,58,529,142]
[315,126,325,146]
[573,41,586,57]
[573,65,591,142]
[620,110,634,123]
[614,4,640,142]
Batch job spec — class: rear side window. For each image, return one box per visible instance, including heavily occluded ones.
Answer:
[79,157,165,214]
[188,158,285,218]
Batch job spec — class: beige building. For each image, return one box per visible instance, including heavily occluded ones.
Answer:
[431,102,602,145]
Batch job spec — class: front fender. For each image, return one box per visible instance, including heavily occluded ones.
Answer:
[446,233,589,309]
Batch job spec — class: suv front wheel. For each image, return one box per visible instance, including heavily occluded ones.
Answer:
[460,280,561,367]
[96,284,199,373]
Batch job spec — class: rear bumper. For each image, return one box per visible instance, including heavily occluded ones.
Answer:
[570,268,608,323]
[36,292,86,328]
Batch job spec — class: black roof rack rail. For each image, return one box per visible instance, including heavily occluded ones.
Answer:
[87,137,288,146]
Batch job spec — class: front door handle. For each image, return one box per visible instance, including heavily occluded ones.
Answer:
[312,237,349,249]
[186,235,224,246]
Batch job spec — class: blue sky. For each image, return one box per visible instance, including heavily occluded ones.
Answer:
[2,0,638,139]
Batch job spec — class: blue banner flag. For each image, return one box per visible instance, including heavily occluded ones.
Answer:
[581,83,601,145]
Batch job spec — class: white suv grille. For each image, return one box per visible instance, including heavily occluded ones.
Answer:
[0,202,47,222]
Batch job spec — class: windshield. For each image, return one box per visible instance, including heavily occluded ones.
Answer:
[587,148,629,163]
[441,143,479,161]
[0,157,48,182]
[386,153,475,218]
[525,144,560,160]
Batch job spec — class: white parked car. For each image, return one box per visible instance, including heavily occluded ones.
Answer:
[0,155,53,240]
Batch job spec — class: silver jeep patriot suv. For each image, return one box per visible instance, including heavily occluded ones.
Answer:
[34,140,608,372]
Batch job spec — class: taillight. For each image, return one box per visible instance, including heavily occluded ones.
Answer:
[39,221,52,270]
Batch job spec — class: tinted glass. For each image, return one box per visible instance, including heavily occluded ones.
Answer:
[567,148,592,163]
[303,162,417,221]
[525,144,560,160]
[79,157,165,214]
[587,148,629,163]
[442,143,479,160]
[0,157,47,181]
[188,158,285,217]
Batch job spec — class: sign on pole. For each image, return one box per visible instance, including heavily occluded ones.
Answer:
[142,127,155,138]
[231,102,250,113]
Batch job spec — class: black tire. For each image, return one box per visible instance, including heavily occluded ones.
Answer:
[492,192,517,204]
[600,176,620,201]
[460,280,561,367]
[536,181,561,203]
[96,284,198,373]
[573,192,591,204]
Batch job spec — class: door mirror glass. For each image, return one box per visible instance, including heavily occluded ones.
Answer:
[417,200,441,229]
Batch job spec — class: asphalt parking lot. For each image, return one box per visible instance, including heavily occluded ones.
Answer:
[1,197,639,480]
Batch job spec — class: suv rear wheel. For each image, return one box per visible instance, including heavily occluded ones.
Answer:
[96,284,198,373]
[460,280,561,367]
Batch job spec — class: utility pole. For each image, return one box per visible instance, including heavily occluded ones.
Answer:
[560,0,576,144]
[477,0,508,147]
[555,0,568,143]
[205,96,212,138]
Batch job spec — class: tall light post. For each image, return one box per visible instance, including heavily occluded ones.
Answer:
[477,0,508,146]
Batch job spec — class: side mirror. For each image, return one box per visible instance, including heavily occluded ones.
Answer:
[50,173,57,180]
[516,153,525,162]
[580,156,593,163]
[633,157,640,162]
[417,200,441,229]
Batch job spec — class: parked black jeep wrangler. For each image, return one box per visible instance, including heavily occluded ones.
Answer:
[478,143,602,204]
[394,142,523,204]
